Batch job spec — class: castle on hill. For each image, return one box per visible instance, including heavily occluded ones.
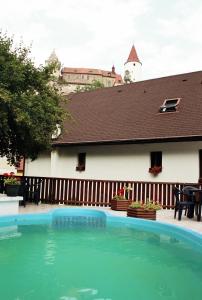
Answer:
[46,45,142,94]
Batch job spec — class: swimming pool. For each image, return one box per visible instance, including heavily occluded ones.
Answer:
[0,208,202,300]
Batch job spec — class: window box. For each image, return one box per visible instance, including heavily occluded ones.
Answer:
[76,165,85,172]
[149,166,162,175]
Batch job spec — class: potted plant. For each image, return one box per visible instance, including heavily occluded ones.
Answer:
[127,199,161,220]
[4,173,21,196]
[111,185,133,211]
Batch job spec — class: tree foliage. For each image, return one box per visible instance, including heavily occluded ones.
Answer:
[0,32,68,165]
[75,80,105,93]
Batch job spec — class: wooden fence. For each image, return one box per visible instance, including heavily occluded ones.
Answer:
[17,176,201,209]
[1,175,200,208]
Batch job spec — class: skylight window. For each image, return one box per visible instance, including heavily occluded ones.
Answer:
[159,98,180,113]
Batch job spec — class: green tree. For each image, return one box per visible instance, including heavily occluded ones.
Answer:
[0,32,68,165]
[75,80,105,92]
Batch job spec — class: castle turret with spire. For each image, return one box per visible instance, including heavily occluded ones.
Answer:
[45,49,61,67]
[124,45,142,83]
[45,49,62,78]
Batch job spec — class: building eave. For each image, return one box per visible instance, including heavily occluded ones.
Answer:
[52,135,202,148]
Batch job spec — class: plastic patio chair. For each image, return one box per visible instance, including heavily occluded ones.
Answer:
[173,187,195,221]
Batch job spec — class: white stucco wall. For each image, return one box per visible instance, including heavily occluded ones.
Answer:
[25,152,51,177]
[25,141,202,183]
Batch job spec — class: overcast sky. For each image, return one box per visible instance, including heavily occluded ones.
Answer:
[1,0,202,80]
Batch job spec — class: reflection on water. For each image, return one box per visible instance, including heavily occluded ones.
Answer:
[60,287,112,300]
[52,216,106,230]
[0,225,21,240]
[44,235,56,265]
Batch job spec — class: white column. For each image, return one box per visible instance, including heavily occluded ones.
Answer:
[51,149,59,177]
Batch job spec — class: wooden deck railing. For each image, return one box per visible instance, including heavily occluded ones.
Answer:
[17,176,202,208]
[1,175,201,208]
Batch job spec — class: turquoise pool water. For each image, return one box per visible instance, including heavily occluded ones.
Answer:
[0,209,202,300]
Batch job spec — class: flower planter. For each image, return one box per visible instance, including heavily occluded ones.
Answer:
[111,199,132,211]
[5,184,20,197]
[149,166,162,176]
[127,207,156,220]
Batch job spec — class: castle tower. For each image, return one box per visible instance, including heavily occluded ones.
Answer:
[45,49,61,77]
[124,45,142,83]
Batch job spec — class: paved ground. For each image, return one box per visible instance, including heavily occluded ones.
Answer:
[19,203,202,235]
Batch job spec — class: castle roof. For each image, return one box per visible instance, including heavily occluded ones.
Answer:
[62,67,117,78]
[53,71,202,146]
[125,45,141,64]
[114,74,123,84]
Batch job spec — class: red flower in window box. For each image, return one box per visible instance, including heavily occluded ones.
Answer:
[149,166,162,175]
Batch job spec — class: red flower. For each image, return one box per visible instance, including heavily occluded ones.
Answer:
[117,188,124,196]
[149,166,162,175]
[3,173,9,177]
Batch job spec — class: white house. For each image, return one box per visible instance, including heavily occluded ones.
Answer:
[25,71,202,184]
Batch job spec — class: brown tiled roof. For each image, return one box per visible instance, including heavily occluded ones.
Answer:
[62,67,117,78]
[54,71,202,146]
[125,45,141,64]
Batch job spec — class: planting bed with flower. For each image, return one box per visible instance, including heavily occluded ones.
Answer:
[112,185,133,200]
[129,200,161,211]
[3,172,20,185]
[127,199,161,220]
[1,172,21,196]
[111,185,133,211]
